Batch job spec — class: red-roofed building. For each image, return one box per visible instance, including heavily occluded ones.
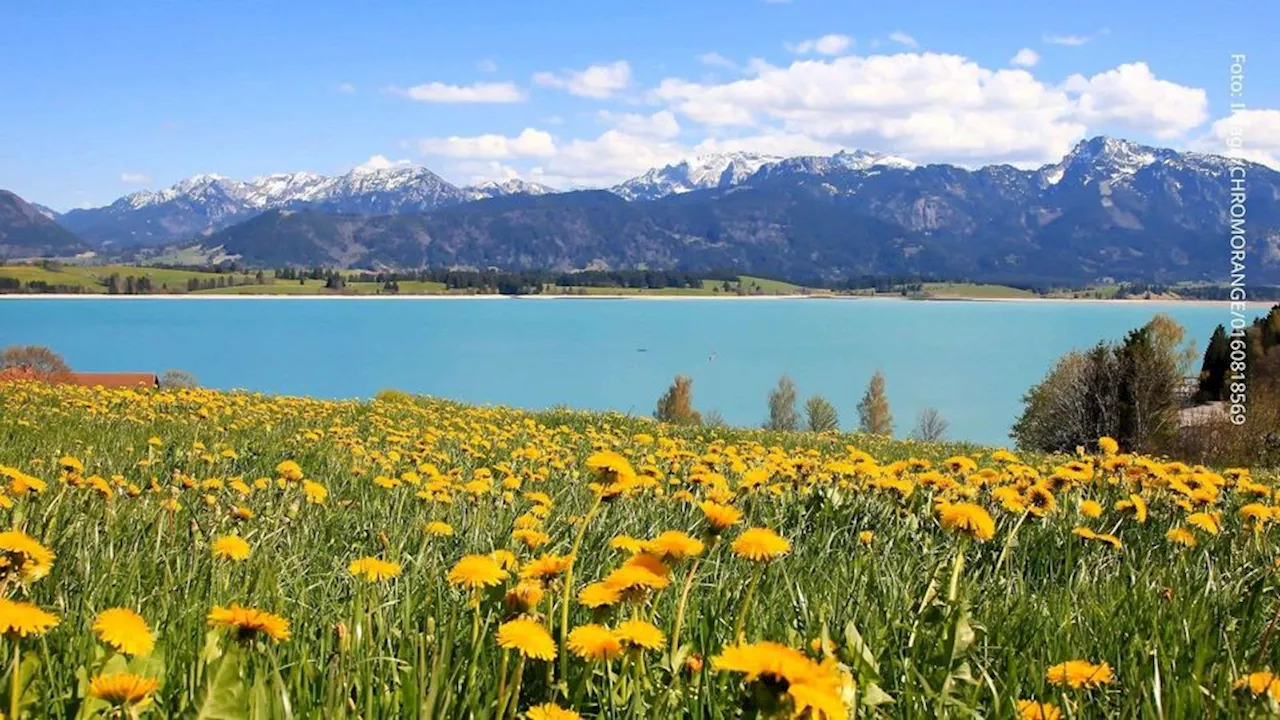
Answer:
[65,373,159,389]
[0,367,159,388]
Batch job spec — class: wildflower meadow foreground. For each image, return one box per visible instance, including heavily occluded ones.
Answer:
[0,382,1279,718]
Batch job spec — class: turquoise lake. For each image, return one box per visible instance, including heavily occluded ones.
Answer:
[0,298,1260,446]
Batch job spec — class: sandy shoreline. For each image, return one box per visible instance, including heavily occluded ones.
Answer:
[0,292,1243,308]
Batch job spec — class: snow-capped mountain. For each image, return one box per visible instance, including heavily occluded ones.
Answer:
[610,152,780,201]
[463,178,556,201]
[50,137,1278,253]
[60,165,482,246]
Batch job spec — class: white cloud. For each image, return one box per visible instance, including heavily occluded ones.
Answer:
[402,49,1228,190]
[787,34,853,56]
[1010,48,1040,67]
[652,53,1208,166]
[354,155,413,172]
[888,31,918,48]
[596,110,681,139]
[336,82,357,94]
[477,59,498,73]
[1065,62,1207,139]
[699,52,738,70]
[120,172,151,184]
[533,61,631,99]
[417,128,557,159]
[1044,33,1090,46]
[392,81,525,103]
[548,130,686,187]
[1192,109,1280,169]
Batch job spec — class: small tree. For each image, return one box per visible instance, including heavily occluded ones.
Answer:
[765,375,799,431]
[702,409,727,428]
[911,407,949,442]
[654,375,702,425]
[159,369,199,389]
[0,345,70,378]
[857,370,893,435]
[805,395,840,432]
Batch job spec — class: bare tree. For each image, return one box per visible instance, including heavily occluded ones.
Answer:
[160,369,199,389]
[0,345,70,379]
[910,407,949,442]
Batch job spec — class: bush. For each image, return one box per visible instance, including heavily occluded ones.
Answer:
[159,369,199,389]
[654,375,702,425]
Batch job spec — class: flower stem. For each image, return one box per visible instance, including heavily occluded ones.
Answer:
[733,563,764,642]
[558,494,603,683]
[670,555,703,658]
[9,640,19,720]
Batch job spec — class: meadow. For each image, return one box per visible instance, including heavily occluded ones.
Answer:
[0,381,1278,718]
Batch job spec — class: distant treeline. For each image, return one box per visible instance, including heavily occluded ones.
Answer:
[0,277,91,294]
[1115,282,1280,301]
[273,267,741,295]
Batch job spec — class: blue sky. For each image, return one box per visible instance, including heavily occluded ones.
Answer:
[4,0,1279,210]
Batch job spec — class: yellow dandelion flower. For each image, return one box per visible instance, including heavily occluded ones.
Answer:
[1023,484,1056,518]
[1234,671,1280,700]
[1187,512,1220,535]
[614,618,664,651]
[496,618,556,660]
[713,641,847,720]
[937,502,996,542]
[1166,527,1197,547]
[1097,436,1119,456]
[92,608,154,656]
[0,598,59,637]
[1017,700,1062,720]
[88,672,158,707]
[1045,660,1114,689]
[212,535,251,561]
[275,460,303,481]
[858,530,875,545]
[585,451,637,486]
[512,529,551,550]
[699,500,742,532]
[0,530,55,582]
[731,528,791,562]
[424,521,454,537]
[568,623,623,660]
[1078,500,1103,518]
[348,556,402,582]
[609,535,645,555]
[504,581,545,614]
[644,531,705,561]
[1114,494,1148,523]
[208,604,290,642]
[447,554,509,589]
[520,553,571,581]
[526,703,582,720]
[302,480,328,504]
[578,582,622,608]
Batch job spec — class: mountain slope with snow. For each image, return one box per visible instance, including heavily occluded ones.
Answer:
[610,152,781,201]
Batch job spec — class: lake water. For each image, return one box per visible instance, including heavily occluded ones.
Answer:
[0,297,1261,446]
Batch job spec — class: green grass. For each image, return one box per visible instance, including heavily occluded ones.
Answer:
[919,283,1039,299]
[0,382,1275,718]
[545,275,813,297]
